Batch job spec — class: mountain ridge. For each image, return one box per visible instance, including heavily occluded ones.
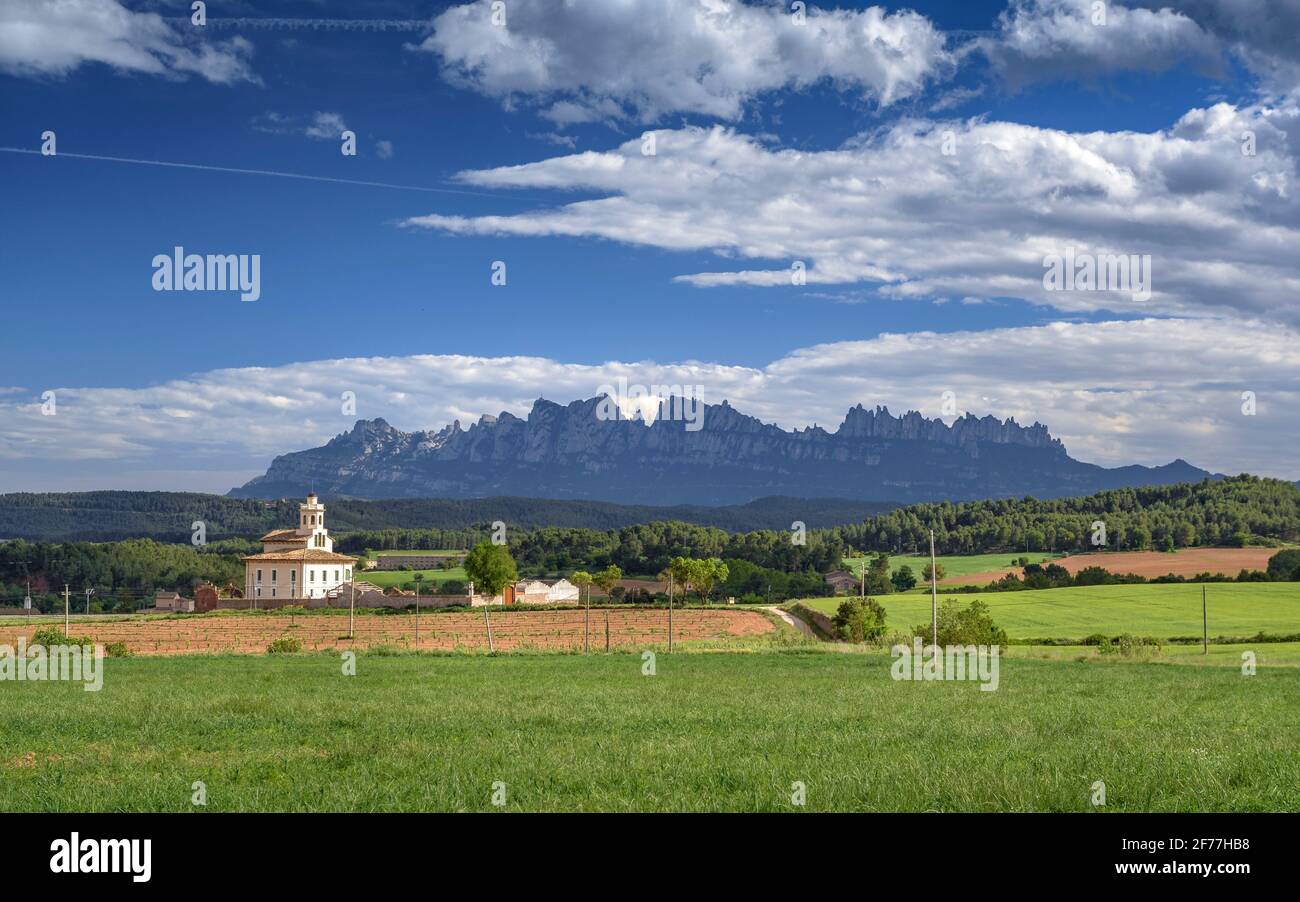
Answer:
[229,396,1214,505]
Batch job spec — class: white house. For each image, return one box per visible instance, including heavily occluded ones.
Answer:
[242,493,355,602]
[515,578,581,604]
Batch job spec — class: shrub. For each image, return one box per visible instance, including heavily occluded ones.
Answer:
[914,599,1008,647]
[266,636,303,654]
[31,626,93,648]
[833,597,887,643]
[1116,634,1161,658]
[1266,549,1300,581]
[891,565,917,592]
[104,641,134,658]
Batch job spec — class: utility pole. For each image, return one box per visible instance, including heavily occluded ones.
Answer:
[860,561,865,598]
[64,584,70,632]
[667,572,674,653]
[1202,585,1208,655]
[413,574,421,648]
[605,610,610,652]
[930,530,938,649]
[349,580,355,641]
[85,587,94,615]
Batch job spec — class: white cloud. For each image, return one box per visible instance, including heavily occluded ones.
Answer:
[403,97,1300,325]
[417,0,954,122]
[982,0,1223,88]
[0,319,1295,492]
[304,111,348,140]
[983,0,1300,92]
[0,0,258,84]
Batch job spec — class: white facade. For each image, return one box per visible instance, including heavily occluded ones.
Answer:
[242,494,355,602]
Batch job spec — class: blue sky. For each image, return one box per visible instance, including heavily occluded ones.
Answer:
[1,0,1298,491]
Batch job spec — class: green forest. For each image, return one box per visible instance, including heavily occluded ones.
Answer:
[830,476,1300,555]
[2,476,1296,611]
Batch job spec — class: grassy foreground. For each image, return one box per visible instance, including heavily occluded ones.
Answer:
[802,582,1300,639]
[2,650,1296,812]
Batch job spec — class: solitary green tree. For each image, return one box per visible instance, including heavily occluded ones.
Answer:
[594,564,622,599]
[668,556,694,600]
[463,540,517,652]
[691,558,728,604]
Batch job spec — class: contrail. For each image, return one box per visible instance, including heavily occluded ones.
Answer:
[0,147,531,201]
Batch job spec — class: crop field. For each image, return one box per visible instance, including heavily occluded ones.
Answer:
[802,582,1300,640]
[842,552,1061,586]
[1,650,1296,812]
[0,608,774,655]
[951,547,1284,586]
[357,566,467,589]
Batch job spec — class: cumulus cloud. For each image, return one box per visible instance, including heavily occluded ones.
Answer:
[415,0,954,122]
[983,0,1300,92]
[403,96,1300,325]
[0,319,1295,492]
[0,0,258,84]
[982,0,1223,87]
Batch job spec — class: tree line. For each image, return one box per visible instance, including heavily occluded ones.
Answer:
[828,476,1299,555]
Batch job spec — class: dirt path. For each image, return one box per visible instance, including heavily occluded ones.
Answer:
[764,606,817,639]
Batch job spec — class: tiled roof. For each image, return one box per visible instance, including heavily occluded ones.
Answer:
[260,529,307,543]
[242,549,357,563]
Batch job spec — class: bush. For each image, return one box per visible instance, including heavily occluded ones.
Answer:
[31,626,93,647]
[891,565,917,592]
[1266,549,1300,581]
[1117,634,1161,657]
[914,599,1007,647]
[104,641,134,658]
[266,636,303,654]
[833,597,887,643]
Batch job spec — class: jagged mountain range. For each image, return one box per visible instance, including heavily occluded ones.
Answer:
[229,396,1214,505]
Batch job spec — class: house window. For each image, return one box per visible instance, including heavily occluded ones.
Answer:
[256,587,261,598]
[271,588,276,598]
[309,570,315,582]
[271,569,277,582]
[335,570,340,582]
[256,569,262,582]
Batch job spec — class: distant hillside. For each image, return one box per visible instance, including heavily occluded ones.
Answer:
[0,491,897,543]
[229,396,1213,505]
[833,474,1300,555]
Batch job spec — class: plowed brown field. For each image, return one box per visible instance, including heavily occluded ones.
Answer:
[946,546,1282,585]
[0,608,773,656]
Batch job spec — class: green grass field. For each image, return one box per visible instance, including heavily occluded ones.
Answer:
[842,552,1061,586]
[371,550,465,557]
[1005,640,1300,666]
[803,582,1300,640]
[2,649,1296,812]
[357,567,468,589]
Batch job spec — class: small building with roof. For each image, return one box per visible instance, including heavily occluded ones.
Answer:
[242,493,356,602]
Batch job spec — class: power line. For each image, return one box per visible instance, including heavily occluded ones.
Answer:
[0,148,539,201]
